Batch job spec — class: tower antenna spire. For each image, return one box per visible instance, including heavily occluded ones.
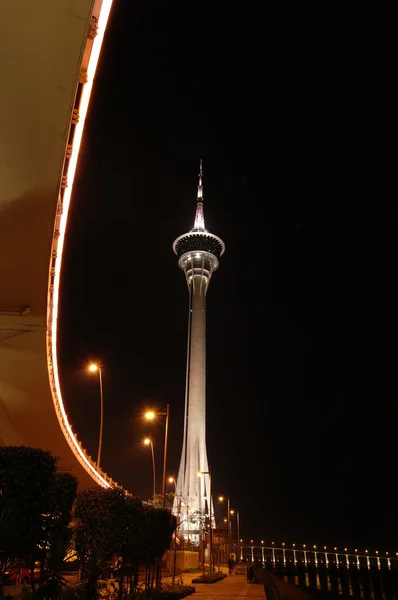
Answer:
[194,159,205,230]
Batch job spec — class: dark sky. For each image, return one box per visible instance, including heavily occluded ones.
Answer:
[59,2,393,551]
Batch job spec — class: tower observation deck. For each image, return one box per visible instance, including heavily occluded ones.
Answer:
[173,161,225,537]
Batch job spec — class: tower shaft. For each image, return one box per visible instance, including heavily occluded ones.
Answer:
[177,272,210,526]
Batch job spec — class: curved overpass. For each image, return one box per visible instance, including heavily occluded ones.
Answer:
[0,0,118,488]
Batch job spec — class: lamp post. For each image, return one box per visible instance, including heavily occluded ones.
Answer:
[198,469,213,573]
[144,404,170,507]
[218,494,231,562]
[230,509,239,563]
[237,511,240,563]
[143,438,156,499]
[88,363,104,469]
[168,476,180,584]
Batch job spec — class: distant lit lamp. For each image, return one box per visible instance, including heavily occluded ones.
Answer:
[88,363,104,469]
[198,469,213,572]
[218,494,231,559]
[144,405,170,507]
[143,437,156,499]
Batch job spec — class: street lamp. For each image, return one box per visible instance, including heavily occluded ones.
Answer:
[167,476,180,584]
[198,469,213,573]
[229,509,240,563]
[88,363,104,469]
[236,513,241,563]
[144,405,170,507]
[143,438,156,499]
[218,494,231,561]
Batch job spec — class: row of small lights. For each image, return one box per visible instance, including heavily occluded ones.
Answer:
[240,541,397,556]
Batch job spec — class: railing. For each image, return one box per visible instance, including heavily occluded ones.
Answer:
[241,545,396,570]
[264,569,282,600]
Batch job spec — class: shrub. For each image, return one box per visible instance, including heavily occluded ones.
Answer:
[159,581,195,599]
[191,572,226,584]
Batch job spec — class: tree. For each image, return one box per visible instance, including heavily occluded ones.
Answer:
[74,489,177,600]
[74,488,126,600]
[0,501,30,597]
[140,505,176,593]
[0,446,57,593]
[112,495,145,599]
[36,473,78,599]
[149,492,175,512]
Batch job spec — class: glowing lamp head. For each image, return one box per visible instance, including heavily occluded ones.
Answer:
[143,438,151,446]
[218,496,224,502]
[168,477,174,483]
[230,510,235,515]
[89,364,98,372]
[145,410,155,420]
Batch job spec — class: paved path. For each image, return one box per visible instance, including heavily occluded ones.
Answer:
[187,574,265,599]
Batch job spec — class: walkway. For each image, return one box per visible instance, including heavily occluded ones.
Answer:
[187,574,265,599]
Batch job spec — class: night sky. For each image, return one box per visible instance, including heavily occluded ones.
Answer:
[59,2,393,550]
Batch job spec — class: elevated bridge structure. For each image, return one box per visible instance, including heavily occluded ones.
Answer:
[0,0,117,488]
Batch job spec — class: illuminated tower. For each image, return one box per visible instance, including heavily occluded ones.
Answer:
[173,161,225,536]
